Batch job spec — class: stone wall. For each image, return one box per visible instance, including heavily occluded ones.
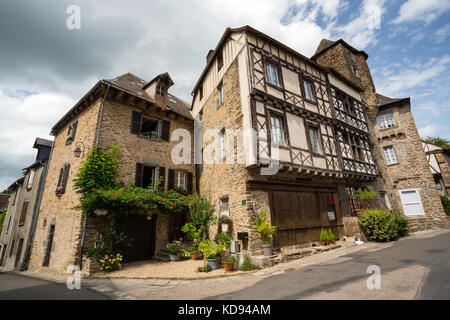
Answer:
[28,99,102,274]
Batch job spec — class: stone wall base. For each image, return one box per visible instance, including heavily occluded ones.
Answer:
[342,216,364,240]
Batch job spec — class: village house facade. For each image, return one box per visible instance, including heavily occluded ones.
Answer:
[0,138,52,270]
[27,72,195,275]
[422,141,450,196]
[191,26,447,252]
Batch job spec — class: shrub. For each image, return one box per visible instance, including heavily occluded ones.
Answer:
[197,264,212,273]
[254,210,276,244]
[179,250,191,260]
[320,229,328,242]
[99,253,122,272]
[328,229,335,242]
[167,240,181,255]
[239,255,259,271]
[359,209,409,241]
[223,255,238,264]
[198,239,224,259]
[216,232,231,248]
[441,195,450,216]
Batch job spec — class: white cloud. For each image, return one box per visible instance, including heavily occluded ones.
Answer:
[418,124,450,139]
[436,23,450,42]
[393,0,450,25]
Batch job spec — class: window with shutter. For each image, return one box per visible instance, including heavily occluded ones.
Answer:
[161,120,170,142]
[186,172,193,194]
[19,201,29,226]
[399,189,425,216]
[131,111,142,134]
[61,164,70,192]
[167,169,175,190]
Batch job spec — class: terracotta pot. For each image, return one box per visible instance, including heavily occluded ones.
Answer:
[224,263,234,272]
[320,241,328,246]
[330,240,336,245]
[190,252,199,260]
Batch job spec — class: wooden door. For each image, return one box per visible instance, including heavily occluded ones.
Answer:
[119,214,157,263]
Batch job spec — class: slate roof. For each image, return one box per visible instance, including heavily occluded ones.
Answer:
[104,73,193,120]
[376,93,409,107]
[33,137,53,149]
[311,39,369,60]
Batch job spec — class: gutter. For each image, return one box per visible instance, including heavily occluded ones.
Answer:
[78,84,110,271]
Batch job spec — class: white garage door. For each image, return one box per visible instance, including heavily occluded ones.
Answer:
[399,189,425,216]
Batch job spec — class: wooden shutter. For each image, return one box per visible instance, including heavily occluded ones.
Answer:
[131,111,142,134]
[135,163,144,187]
[167,169,175,190]
[71,121,78,140]
[19,201,29,226]
[57,167,64,187]
[187,172,193,194]
[161,120,170,142]
[61,164,70,192]
[158,166,166,190]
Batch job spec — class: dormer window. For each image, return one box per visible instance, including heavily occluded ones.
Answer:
[156,85,166,97]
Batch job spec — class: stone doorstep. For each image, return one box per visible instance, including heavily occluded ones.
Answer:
[250,244,342,268]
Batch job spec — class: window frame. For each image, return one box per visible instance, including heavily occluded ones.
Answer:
[174,171,187,189]
[26,169,35,190]
[269,113,286,147]
[306,123,324,156]
[377,113,396,130]
[265,60,281,88]
[140,116,162,140]
[156,85,166,97]
[383,145,398,165]
[219,195,230,215]
[217,82,224,108]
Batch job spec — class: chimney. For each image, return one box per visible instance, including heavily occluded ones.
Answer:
[206,50,215,64]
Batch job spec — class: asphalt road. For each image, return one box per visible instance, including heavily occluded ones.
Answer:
[0,272,109,300]
[0,230,449,300]
[206,230,450,300]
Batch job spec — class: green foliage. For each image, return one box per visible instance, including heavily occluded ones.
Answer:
[320,229,329,242]
[0,209,6,234]
[198,239,225,259]
[223,255,238,264]
[85,230,131,261]
[1,188,11,194]
[189,195,215,229]
[359,209,409,241]
[73,144,120,196]
[197,264,212,273]
[423,136,450,149]
[328,229,335,241]
[350,186,377,200]
[216,232,231,248]
[76,185,198,218]
[173,187,188,195]
[98,253,122,272]
[239,255,259,271]
[167,240,182,255]
[254,210,276,244]
[181,222,205,242]
[440,195,450,216]
[180,250,191,260]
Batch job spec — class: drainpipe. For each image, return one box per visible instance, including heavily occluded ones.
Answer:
[21,158,50,271]
[79,83,110,271]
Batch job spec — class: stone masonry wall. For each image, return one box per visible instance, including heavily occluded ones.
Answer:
[28,99,102,274]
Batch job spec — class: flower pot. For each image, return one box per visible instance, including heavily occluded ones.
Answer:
[224,263,234,272]
[207,258,220,270]
[320,241,328,246]
[190,252,199,260]
[330,240,336,245]
[262,243,273,256]
[169,254,180,262]
[222,223,230,233]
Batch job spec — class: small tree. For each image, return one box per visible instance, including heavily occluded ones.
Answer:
[320,229,328,242]
[328,229,335,242]
[254,210,276,244]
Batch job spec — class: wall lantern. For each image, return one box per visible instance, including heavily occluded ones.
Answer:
[74,142,85,158]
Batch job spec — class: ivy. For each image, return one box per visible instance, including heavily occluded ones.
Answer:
[73,143,120,196]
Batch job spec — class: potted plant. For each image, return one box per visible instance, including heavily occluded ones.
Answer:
[220,215,232,233]
[254,210,276,256]
[198,239,224,270]
[328,229,335,245]
[55,186,64,197]
[320,229,329,246]
[223,255,238,272]
[189,242,200,260]
[167,240,181,261]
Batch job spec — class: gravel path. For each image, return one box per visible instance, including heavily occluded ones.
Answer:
[92,259,247,279]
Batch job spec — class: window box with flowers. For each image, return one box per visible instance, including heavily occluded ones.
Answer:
[55,186,64,197]
[219,215,232,233]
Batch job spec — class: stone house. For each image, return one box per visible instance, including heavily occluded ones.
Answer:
[0,138,52,270]
[191,25,447,252]
[312,38,448,231]
[422,141,450,196]
[0,194,9,211]
[27,72,195,275]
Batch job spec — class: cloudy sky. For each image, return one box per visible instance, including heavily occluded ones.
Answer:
[0,0,449,191]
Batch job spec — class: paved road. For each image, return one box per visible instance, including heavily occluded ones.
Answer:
[0,272,109,300]
[0,229,449,299]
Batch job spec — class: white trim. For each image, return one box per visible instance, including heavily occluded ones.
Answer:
[398,188,425,216]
